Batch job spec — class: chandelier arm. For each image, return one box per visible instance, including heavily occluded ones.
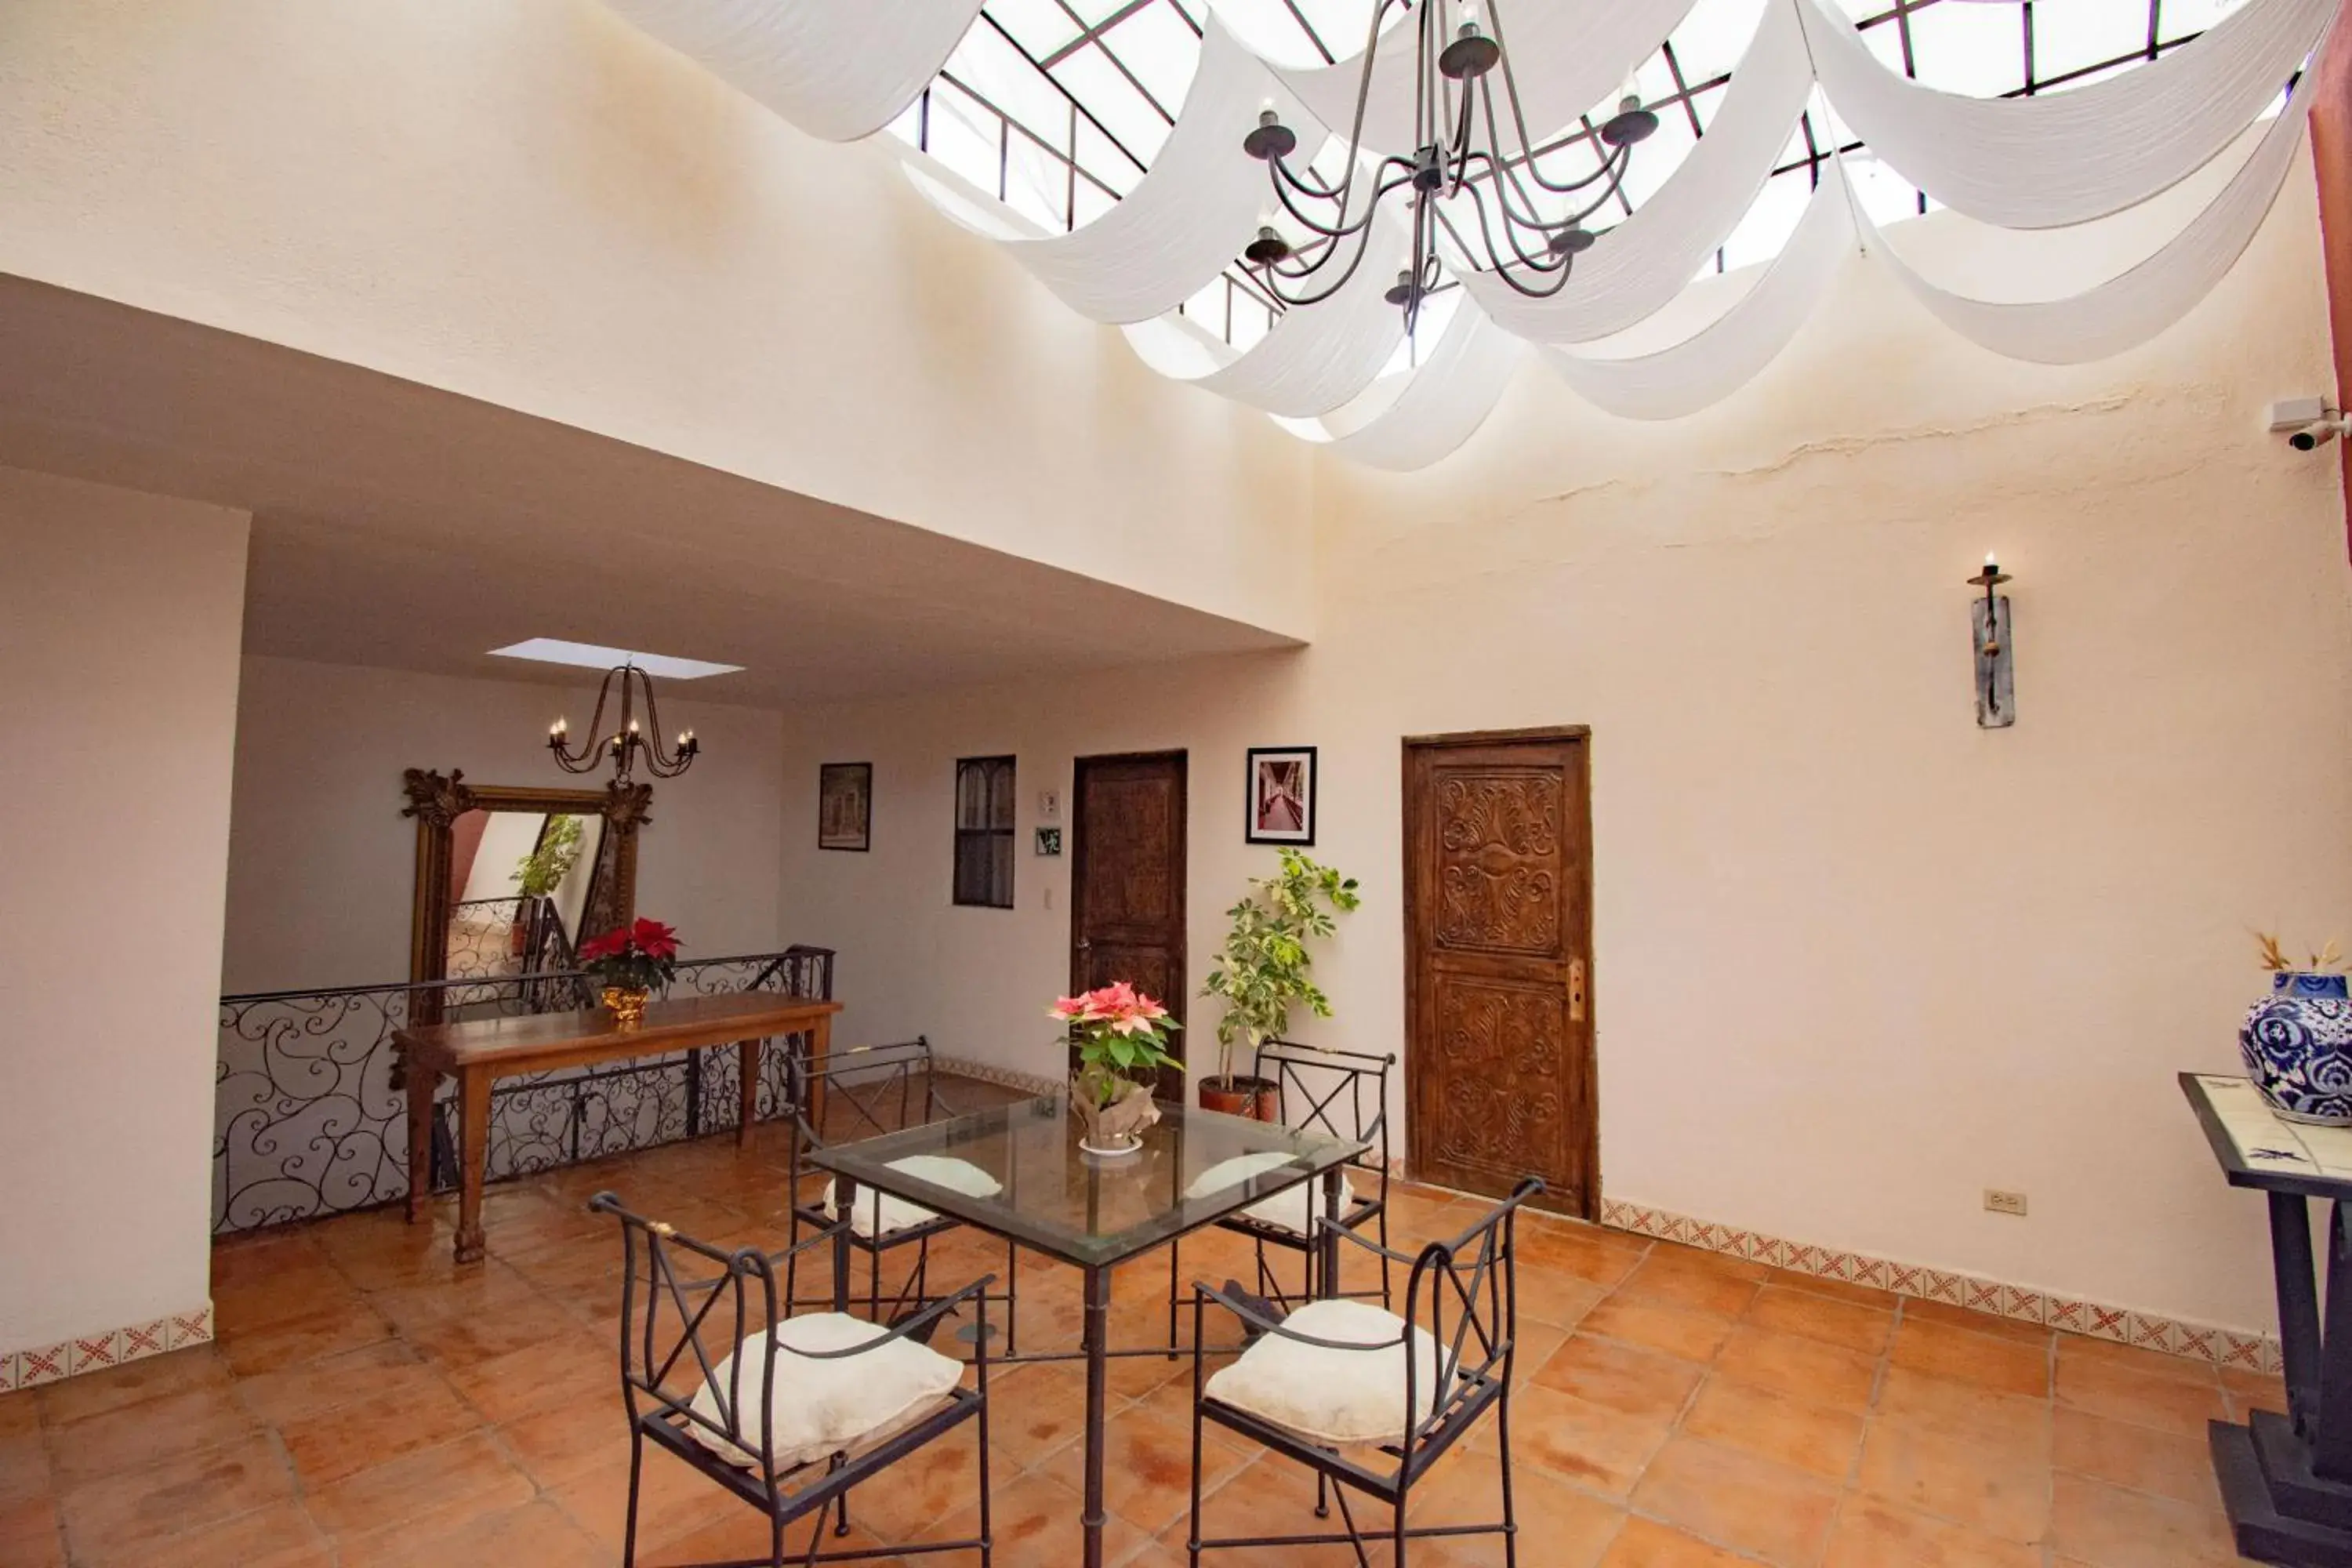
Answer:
[1477,78,1627,204]
[636,670,686,775]
[1447,149,1584,269]
[1269,160,1416,245]
[1271,154,1347,203]
[1257,209,1386,308]
[1309,0,1405,230]
[1474,132,1628,239]
[556,666,625,773]
[1476,0,1586,192]
[1450,174,1581,285]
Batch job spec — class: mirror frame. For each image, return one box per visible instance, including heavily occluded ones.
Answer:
[400,768,652,986]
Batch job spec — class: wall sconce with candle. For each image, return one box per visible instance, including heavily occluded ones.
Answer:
[1968,554,2014,729]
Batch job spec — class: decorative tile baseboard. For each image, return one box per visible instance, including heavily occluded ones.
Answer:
[923,1068,2276,1376]
[0,1302,212,1394]
[1599,1197,2281,1375]
[938,1058,1063,1098]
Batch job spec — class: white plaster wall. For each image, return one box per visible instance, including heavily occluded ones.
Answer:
[775,161,2352,1337]
[0,466,249,1349]
[0,0,1313,641]
[223,656,789,994]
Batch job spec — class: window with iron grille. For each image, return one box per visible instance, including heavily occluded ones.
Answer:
[953,756,1017,909]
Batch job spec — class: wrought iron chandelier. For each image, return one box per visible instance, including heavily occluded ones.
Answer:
[1240,0,1657,329]
[547,662,699,782]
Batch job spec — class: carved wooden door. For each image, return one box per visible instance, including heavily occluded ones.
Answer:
[1404,731,1595,1218]
[1070,753,1188,1099]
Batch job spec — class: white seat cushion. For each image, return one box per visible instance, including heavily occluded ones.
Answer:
[822,1155,1003,1239]
[1239,1168,1356,1236]
[684,1311,964,1472]
[1183,1151,1355,1235]
[1203,1298,1447,1446]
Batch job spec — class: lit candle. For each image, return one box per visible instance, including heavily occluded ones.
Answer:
[550,717,566,737]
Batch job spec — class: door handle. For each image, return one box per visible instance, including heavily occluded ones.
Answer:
[1568,957,1586,1023]
[1076,938,1092,952]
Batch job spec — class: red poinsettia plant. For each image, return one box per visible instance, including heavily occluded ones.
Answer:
[578,917,681,994]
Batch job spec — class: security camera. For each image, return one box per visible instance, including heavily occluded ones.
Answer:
[2291,417,2351,451]
[2270,397,2349,450]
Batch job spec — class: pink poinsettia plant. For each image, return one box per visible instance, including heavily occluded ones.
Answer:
[578,917,681,993]
[1051,981,1182,1109]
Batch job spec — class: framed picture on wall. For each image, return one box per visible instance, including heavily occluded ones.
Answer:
[1245,746,1317,845]
[818,762,872,851]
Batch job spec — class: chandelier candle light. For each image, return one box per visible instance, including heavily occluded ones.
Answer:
[548,660,700,782]
[1240,0,1657,330]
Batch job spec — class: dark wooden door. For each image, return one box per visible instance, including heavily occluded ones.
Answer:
[1069,752,1188,1099]
[1404,729,1595,1218]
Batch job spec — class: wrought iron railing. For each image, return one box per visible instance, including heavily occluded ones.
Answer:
[212,946,836,1236]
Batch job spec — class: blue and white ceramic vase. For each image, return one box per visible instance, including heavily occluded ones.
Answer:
[2241,971,2352,1125]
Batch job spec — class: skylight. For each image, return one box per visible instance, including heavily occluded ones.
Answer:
[488,639,744,680]
[887,0,2236,356]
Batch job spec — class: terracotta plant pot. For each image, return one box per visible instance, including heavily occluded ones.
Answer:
[1197,1076,1279,1122]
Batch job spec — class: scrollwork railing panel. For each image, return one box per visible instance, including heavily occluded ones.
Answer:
[213,948,834,1235]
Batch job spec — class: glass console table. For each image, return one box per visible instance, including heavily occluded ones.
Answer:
[808,1094,1366,1568]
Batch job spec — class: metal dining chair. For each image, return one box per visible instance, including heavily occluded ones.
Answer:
[1183,1176,1544,1567]
[588,1191,995,1568]
[780,1037,1020,1353]
[1167,1040,1396,1348]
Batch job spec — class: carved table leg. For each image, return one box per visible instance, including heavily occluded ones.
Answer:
[455,1065,490,1264]
[404,1062,437,1224]
[739,1036,761,1148]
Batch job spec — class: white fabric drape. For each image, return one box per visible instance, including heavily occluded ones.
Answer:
[1268,0,1697,158]
[1541,160,1856,419]
[1795,0,2336,228]
[1457,0,1812,343]
[1864,90,2314,364]
[1322,303,1526,470]
[1171,220,1410,417]
[991,22,1284,325]
[600,0,984,142]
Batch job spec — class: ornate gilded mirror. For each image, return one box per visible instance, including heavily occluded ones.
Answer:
[401,769,650,987]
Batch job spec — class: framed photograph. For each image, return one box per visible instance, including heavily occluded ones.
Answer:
[1245,746,1317,845]
[818,763,872,852]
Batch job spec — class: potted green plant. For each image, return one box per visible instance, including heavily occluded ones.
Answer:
[511,813,586,898]
[1200,850,1360,1120]
[1051,982,1182,1156]
[506,813,586,958]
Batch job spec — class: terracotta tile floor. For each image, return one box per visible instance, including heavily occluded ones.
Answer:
[0,1083,2287,1566]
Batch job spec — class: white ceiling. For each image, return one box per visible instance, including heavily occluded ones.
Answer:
[0,273,1298,707]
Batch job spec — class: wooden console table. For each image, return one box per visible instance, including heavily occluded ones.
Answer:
[2183,1071,2352,1565]
[395,991,840,1262]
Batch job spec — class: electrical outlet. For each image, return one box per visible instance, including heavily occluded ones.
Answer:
[1984,1189,2028,1218]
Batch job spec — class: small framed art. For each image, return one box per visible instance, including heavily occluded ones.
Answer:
[818,762,872,851]
[1245,746,1317,845]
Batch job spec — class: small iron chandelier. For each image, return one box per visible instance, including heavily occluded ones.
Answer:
[547,662,699,782]
[1240,0,1657,330]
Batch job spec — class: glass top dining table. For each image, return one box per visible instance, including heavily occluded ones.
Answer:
[806,1093,1368,1568]
[806,1091,1367,1269]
